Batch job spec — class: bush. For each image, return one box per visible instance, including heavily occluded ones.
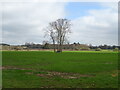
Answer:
[75,48,79,50]
[113,48,119,51]
[95,48,102,51]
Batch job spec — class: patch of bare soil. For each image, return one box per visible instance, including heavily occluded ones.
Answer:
[27,71,95,79]
[0,66,6,70]
[111,70,118,77]
[111,73,118,77]
[2,66,95,79]
[0,66,2,70]
[1,66,32,70]
[48,71,95,79]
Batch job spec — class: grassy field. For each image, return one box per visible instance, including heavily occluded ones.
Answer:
[2,51,118,88]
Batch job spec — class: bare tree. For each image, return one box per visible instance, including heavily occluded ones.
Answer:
[44,25,57,52]
[45,18,71,52]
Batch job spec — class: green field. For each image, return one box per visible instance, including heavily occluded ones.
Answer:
[2,51,118,88]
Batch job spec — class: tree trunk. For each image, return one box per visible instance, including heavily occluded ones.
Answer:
[53,40,56,52]
[59,43,62,52]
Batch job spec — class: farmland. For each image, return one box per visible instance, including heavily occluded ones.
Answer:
[2,51,118,88]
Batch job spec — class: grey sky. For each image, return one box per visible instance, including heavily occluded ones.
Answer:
[1,2,118,46]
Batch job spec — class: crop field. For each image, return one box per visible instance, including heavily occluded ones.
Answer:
[2,51,118,88]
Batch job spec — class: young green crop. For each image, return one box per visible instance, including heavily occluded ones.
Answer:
[2,51,118,88]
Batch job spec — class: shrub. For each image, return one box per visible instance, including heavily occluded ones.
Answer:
[95,48,102,51]
[75,48,79,50]
[113,48,119,51]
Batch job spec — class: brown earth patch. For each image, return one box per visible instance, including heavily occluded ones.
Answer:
[26,71,95,79]
[2,66,95,79]
[1,66,32,70]
[111,73,118,77]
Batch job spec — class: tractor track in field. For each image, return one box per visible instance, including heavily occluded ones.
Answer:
[1,66,95,79]
[1,66,32,70]
[34,71,95,79]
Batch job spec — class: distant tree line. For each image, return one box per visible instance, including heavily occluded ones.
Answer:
[24,42,89,50]
[1,43,120,51]
[24,42,120,50]
[89,44,120,50]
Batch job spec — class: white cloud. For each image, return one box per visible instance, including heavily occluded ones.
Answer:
[2,2,67,45]
[0,3,2,43]
[1,2,118,46]
[70,2,118,46]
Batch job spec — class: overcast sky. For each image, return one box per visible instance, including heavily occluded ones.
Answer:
[1,2,118,46]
